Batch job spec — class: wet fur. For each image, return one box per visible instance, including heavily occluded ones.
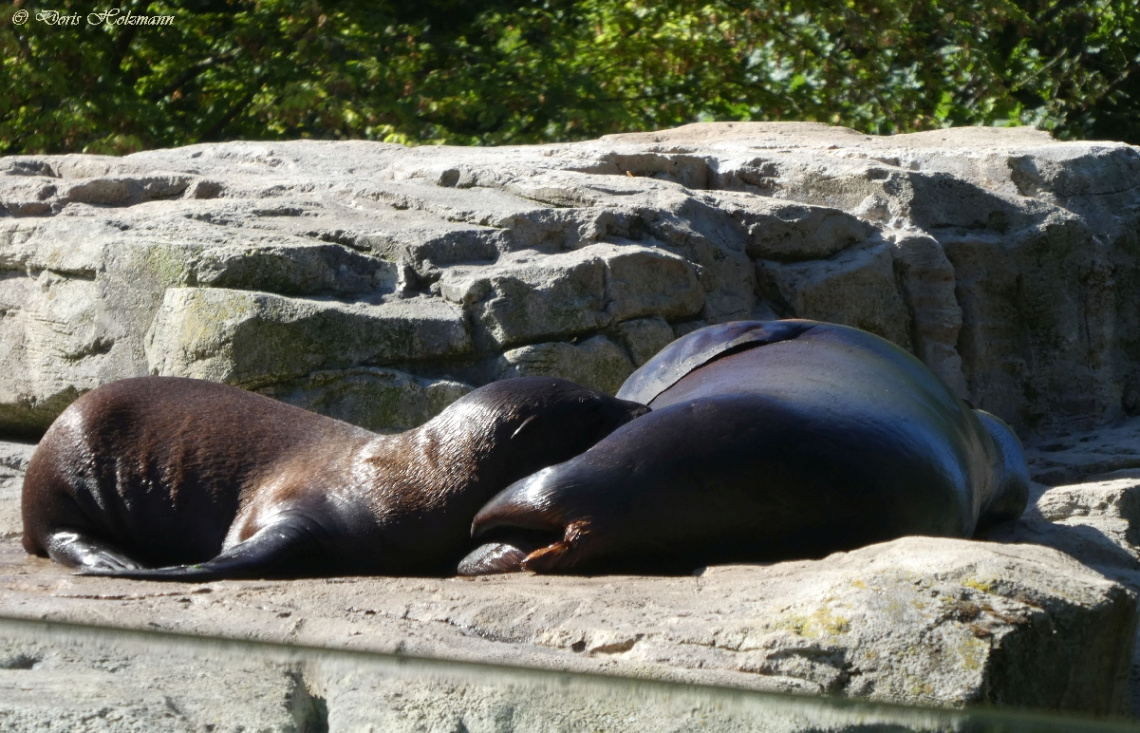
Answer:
[22,376,647,579]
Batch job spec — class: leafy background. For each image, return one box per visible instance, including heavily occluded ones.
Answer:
[3,0,1139,155]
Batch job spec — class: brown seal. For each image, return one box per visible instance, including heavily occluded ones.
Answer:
[22,375,647,580]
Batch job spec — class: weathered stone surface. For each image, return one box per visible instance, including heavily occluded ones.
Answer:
[756,238,911,351]
[1023,420,1140,486]
[615,316,678,367]
[602,242,705,322]
[0,442,33,541]
[257,367,473,434]
[0,635,301,733]
[3,124,1139,435]
[0,531,1132,721]
[439,248,609,350]
[2,422,1140,722]
[438,243,703,351]
[297,657,1036,733]
[4,124,1140,725]
[497,335,635,396]
[2,618,1107,733]
[979,417,1140,716]
[989,474,1140,574]
[889,231,969,398]
[144,287,471,388]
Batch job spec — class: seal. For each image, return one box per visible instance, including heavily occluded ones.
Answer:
[459,320,1029,575]
[22,375,648,580]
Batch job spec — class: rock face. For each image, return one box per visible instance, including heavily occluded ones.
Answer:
[0,530,1134,730]
[1,615,1118,733]
[3,124,1140,437]
[0,626,304,733]
[0,442,32,542]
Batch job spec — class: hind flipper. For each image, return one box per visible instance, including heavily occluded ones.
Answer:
[42,530,144,572]
[77,515,330,582]
[973,409,1030,529]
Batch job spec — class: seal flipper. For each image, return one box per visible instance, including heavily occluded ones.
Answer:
[77,515,333,581]
[42,530,145,572]
[456,541,531,575]
[459,522,597,575]
[616,320,814,404]
[518,520,596,573]
[973,409,1030,529]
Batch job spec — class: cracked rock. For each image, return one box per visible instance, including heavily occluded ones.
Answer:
[3,124,1139,434]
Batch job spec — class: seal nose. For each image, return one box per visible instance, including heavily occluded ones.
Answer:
[470,466,567,539]
[463,468,572,575]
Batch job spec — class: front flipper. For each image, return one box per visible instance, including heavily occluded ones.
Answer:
[43,530,144,572]
[77,515,331,581]
[459,522,596,575]
[457,542,530,575]
[457,528,562,575]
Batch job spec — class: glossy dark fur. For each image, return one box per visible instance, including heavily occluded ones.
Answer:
[22,376,647,580]
[459,320,1029,575]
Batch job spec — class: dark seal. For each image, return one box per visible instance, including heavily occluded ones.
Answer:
[459,320,1029,575]
[22,376,647,580]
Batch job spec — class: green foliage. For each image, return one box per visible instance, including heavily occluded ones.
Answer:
[3,0,1139,154]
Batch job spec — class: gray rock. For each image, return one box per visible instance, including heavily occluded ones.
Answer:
[756,237,911,349]
[497,335,635,396]
[144,288,471,388]
[0,629,308,733]
[257,367,474,434]
[4,124,1140,725]
[1024,420,1140,486]
[4,124,1139,434]
[988,475,1140,574]
[602,242,705,322]
[302,658,974,733]
[0,443,34,541]
[0,615,1111,733]
[0,533,1132,723]
[439,248,610,350]
[2,422,1140,721]
[888,231,968,399]
[729,199,876,262]
[615,316,678,367]
[979,417,1140,716]
[439,243,703,351]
